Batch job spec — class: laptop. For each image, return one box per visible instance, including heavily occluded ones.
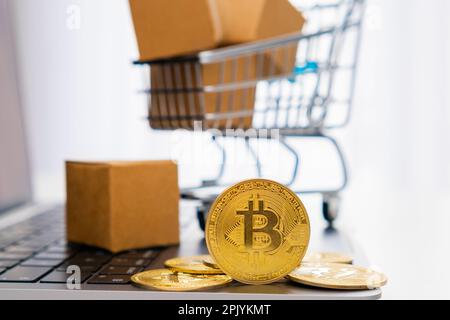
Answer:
[0,0,380,300]
[0,0,175,297]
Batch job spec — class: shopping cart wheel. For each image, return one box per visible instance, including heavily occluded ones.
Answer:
[322,193,340,227]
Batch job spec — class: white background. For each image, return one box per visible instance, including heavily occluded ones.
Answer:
[8,0,450,299]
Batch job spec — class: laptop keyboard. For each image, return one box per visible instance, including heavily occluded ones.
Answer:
[0,208,161,285]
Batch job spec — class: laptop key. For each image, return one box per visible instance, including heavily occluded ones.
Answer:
[45,245,78,254]
[3,246,36,254]
[118,249,156,259]
[33,252,73,260]
[21,258,64,267]
[56,264,99,273]
[0,266,52,282]
[87,274,130,285]
[0,260,20,268]
[72,251,112,261]
[40,270,91,284]
[15,241,46,250]
[109,258,149,267]
[76,250,112,257]
[0,252,31,260]
[66,256,109,267]
[99,265,141,275]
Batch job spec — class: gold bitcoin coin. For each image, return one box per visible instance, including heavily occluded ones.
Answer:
[131,269,232,292]
[288,263,388,290]
[206,179,310,285]
[303,252,353,264]
[165,255,224,275]
[203,255,219,269]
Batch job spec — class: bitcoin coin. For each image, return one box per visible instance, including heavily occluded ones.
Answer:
[165,255,224,275]
[202,255,220,269]
[206,179,310,285]
[131,269,233,292]
[287,263,388,290]
[303,252,353,264]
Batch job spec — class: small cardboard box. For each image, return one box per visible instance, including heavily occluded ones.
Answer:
[149,57,257,129]
[129,0,222,61]
[66,161,179,253]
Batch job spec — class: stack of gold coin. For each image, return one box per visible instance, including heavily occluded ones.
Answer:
[131,179,387,292]
[131,253,387,292]
[131,269,232,292]
[131,255,230,292]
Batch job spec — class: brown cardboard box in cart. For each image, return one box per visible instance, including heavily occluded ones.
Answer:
[66,161,179,253]
[216,0,306,45]
[149,58,257,130]
[129,0,222,61]
[215,0,305,73]
[129,0,304,63]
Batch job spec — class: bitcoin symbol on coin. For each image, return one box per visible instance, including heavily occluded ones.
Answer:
[237,199,281,253]
[206,179,310,285]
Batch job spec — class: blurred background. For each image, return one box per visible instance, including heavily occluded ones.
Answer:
[5,0,450,298]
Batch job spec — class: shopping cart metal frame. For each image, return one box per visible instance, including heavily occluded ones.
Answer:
[135,0,366,227]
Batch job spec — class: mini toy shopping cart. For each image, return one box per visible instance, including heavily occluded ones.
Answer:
[135,0,366,228]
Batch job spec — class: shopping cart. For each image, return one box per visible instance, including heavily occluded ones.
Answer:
[135,0,366,228]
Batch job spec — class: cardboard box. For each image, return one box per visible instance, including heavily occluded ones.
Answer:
[129,0,222,61]
[66,161,179,253]
[130,0,304,63]
[149,58,257,129]
[216,0,306,45]
[216,0,304,74]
